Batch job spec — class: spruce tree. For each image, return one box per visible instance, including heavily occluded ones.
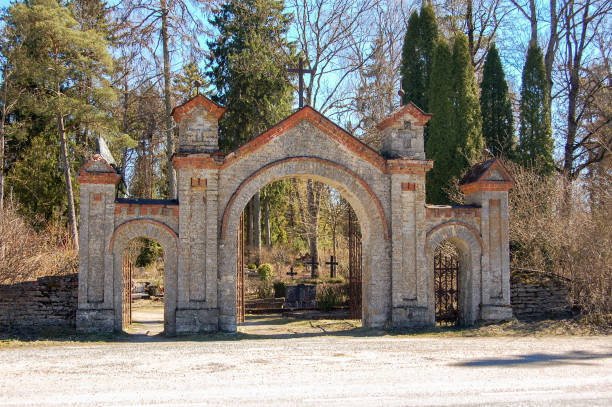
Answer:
[480,44,515,158]
[452,33,483,163]
[207,0,295,151]
[518,44,554,174]
[400,5,438,110]
[426,34,483,204]
[425,40,454,204]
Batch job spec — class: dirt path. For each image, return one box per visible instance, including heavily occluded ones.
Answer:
[1,316,611,406]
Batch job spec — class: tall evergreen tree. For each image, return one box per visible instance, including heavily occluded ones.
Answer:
[426,34,483,204]
[400,5,438,110]
[518,44,554,174]
[425,40,455,204]
[480,44,515,158]
[5,0,116,247]
[452,33,483,162]
[207,0,295,150]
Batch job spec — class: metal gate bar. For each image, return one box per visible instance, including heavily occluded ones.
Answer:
[348,209,362,320]
[236,213,245,323]
[122,254,133,327]
[434,252,458,325]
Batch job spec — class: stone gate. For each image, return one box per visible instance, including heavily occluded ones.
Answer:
[76,95,514,334]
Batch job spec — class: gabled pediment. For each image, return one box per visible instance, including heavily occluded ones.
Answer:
[459,158,515,193]
[80,154,117,174]
[171,94,227,123]
[376,102,432,131]
[222,106,386,171]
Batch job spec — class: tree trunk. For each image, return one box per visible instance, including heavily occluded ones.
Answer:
[466,0,475,65]
[264,196,271,247]
[0,78,7,212]
[246,199,253,249]
[529,0,538,47]
[307,179,319,277]
[58,113,79,250]
[161,0,176,199]
[253,191,261,261]
[544,0,558,111]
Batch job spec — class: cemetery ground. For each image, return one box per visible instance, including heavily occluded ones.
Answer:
[1,311,611,407]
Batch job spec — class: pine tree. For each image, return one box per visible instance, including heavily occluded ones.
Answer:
[480,44,515,158]
[400,5,438,110]
[5,0,116,247]
[426,34,483,204]
[207,0,295,150]
[425,40,455,204]
[518,44,554,174]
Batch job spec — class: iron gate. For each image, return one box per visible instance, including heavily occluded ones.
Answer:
[348,209,362,319]
[434,252,459,325]
[236,213,245,323]
[122,254,133,327]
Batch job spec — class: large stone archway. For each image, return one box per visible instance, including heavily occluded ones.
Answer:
[218,156,390,331]
[76,95,515,334]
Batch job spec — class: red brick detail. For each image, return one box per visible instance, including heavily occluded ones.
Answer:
[425,221,484,251]
[191,177,207,189]
[401,182,416,191]
[93,193,102,201]
[459,181,514,194]
[490,199,501,207]
[376,103,432,131]
[173,209,179,217]
[114,207,121,215]
[220,107,387,173]
[127,207,135,215]
[108,219,179,255]
[151,207,159,215]
[387,159,433,174]
[139,207,148,215]
[425,205,482,219]
[221,156,389,240]
[171,94,227,123]
[172,154,218,170]
[77,172,121,185]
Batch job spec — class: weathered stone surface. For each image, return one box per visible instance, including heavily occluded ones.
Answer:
[74,101,515,334]
[0,275,77,330]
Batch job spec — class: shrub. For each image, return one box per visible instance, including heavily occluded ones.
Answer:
[273,281,286,298]
[257,263,274,282]
[316,285,347,311]
[247,263,257,270]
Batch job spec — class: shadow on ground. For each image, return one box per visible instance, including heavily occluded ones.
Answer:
[1,315,610,346]
[454,350,612,367]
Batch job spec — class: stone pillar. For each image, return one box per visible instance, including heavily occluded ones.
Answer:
[388,163,432,328]
[75,156,121,333]
[459,159,515,322]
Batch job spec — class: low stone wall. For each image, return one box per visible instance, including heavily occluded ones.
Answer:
[0,274,78,330]
[511,270,572,320]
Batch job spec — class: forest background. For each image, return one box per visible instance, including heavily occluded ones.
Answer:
[0,0,609,318]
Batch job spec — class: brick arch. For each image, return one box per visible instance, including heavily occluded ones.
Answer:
[221,156,389,241]
[218,156,391,330]
[425,221,483,325]
[108,219,179,335]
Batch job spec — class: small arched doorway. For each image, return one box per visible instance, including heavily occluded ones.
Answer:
[426,222,483,326]
[109,219,179,335]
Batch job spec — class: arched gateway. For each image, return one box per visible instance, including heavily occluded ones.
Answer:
[76,95,515,334]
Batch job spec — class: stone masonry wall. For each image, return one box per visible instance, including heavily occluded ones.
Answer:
[511,270,572,319]
[0,274,78,330]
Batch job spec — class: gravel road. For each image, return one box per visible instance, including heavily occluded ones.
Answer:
[1,328,611,406]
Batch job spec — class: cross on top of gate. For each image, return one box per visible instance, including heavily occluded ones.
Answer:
[287,266,298,279]
[288,57,313,109]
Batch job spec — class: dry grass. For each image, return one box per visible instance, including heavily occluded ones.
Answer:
[0,203,77,285]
